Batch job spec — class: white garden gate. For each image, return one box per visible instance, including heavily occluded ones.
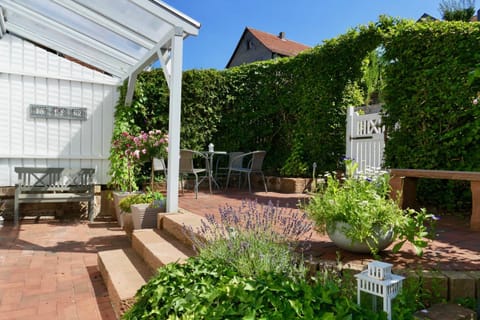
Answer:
[345,106,385,173]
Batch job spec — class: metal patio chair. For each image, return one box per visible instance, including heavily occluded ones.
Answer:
[153,157,167,179]
[225,150,268,193]
[214,151,244,185]
[179,149,208,199]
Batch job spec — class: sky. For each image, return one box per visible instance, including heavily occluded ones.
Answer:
[162,0,453,70]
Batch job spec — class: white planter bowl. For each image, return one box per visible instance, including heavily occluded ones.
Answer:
[326,221,394,253]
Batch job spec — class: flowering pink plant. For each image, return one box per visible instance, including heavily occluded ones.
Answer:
[113,130,168,164]
[471,90,480,105]
[111,129,168,191]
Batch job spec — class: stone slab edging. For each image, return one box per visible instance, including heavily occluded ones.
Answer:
[307,259,480,303]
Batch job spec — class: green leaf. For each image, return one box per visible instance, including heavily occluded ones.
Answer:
[392,239,406,253]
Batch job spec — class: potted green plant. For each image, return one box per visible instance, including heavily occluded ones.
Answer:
[119,191,166,232]
[305,159,435,255]
[109,129,168,226]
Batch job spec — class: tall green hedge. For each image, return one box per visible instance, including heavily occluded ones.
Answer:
[214,25,383,176]
[382,19,480,210]
[110,23,383,185]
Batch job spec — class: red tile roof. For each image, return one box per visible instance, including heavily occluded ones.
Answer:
[247,27,310,57]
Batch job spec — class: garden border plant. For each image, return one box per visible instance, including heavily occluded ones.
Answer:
[305,159,436,256]
[123,200,388,319]
[122,200,445,319]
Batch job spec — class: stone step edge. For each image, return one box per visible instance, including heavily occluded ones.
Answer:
[98,248,153,319]
[160,209,206,246]
[132,229,197,272]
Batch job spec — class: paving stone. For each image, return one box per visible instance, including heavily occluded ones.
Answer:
[442,271,476,301]
[405,270,448,301]
[464,271,480,299]
[413,303,476,320]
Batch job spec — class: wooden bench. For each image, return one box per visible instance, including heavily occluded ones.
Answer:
[389,169,480,231]
[14,167,96,226]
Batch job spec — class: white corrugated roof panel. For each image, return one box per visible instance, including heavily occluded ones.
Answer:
[0,0,200,80]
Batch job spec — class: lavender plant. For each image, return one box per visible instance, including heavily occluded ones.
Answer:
[185,200,313,280]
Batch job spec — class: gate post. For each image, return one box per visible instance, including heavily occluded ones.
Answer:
[346,106,355,160]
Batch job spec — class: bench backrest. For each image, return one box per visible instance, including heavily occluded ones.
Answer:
[15,167,95,192]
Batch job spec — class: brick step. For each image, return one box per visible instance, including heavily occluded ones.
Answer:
[97,248,153,319]
[132,228,196,272]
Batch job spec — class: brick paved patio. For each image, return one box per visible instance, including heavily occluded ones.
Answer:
[0,188,478,319]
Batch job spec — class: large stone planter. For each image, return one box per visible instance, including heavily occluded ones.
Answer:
[326,221,394,253]
[131,202,166,230]
[123,212,133,237]
[112,191,128,227]
[112,191,141,228]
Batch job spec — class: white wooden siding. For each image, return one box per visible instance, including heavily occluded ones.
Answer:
[0,34,119,186]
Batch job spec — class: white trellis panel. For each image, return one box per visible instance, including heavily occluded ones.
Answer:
[0,34,119,186]
[346,106,385,173]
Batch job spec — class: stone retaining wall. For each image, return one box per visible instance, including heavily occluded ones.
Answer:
[308,260,480,303]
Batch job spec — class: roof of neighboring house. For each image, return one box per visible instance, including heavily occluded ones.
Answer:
[226,27,310,68]
[418,8,480,22]
[247,27,310,57]
[417,13,439,22]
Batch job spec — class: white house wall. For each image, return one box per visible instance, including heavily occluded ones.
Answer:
[0,34,119,186]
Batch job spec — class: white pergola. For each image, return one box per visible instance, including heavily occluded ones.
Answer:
[0,0,200,213]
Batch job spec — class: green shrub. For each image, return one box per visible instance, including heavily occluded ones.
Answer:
[123,200,384,318]
[123,256,384,320]
[110,22,386,180]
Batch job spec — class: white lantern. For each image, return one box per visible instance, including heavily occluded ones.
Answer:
[355,261,405,320]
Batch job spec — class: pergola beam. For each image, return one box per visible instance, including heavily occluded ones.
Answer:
[0,7,6,38]
[124,28,174,104]
[130,0,200,36]
[157,47,171,88]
